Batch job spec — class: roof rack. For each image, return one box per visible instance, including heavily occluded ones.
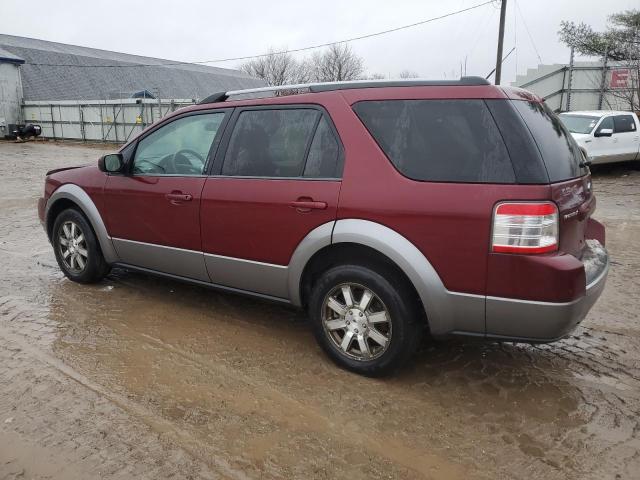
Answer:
[198,76,490,104]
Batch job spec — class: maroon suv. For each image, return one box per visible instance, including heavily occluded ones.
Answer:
[38,77,609,375]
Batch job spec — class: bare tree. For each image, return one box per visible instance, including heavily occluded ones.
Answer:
[308,44,364,82]
[240,49,299,86]
[241,44,365,86]
[361,73,386,80]
[399,70,419,79]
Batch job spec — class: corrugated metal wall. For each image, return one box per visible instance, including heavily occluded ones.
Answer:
[0,62,23,132]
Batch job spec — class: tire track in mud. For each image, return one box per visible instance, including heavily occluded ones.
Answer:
[0,325,243,479]
[0,294,469,480]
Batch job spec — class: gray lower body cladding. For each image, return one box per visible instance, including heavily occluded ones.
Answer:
[43,187,609,342]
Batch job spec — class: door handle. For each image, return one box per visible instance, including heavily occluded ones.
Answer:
[289,198,328,213]
[165,192,193,203]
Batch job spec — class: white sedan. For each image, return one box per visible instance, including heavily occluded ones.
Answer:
[559,111,640,164]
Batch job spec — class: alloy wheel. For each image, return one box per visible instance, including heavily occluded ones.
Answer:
[58,220,88,273]
[321,283,392,361]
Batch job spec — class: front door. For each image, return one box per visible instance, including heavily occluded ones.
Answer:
[201,107,343,299]
[105,111,227,281]
[590,116,616,163]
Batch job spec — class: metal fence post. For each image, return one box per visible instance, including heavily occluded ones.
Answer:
[559,67,567,112]
[78,104,86,142]
[49,104,56,140]
[112,105,118,142]
[598,51,609,110]
[99,102,105,142]
[59,105,64,139]
[566,47,574,111]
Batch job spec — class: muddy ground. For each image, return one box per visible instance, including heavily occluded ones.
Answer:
[0,140,638,480]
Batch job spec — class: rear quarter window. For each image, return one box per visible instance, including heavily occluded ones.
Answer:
[353,99,516,183]
[511,101,587,182]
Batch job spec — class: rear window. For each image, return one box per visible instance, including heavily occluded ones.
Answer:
[512,101,587,182]
[353,99,515,183]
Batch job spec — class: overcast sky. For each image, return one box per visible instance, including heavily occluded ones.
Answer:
[1,0,637,84]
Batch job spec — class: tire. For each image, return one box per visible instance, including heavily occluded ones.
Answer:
[52,208,110,283]
[308,264,423,376]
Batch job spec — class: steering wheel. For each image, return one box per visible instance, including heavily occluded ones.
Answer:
[169,149,205,175]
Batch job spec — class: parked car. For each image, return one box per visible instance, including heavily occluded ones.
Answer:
[559,110,640,164]
[38,77,609,376]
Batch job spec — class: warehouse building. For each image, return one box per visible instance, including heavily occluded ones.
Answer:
[0,34,263,141]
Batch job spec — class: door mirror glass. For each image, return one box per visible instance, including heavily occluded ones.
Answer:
[594,128,613,138]
[99,153,124,172]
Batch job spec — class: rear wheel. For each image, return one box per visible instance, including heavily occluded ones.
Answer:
[52,208,110,283]
[308,264,423,376]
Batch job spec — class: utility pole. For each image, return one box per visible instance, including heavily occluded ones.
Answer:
[494,0,508,85]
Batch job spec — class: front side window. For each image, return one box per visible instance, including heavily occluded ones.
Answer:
[596,116,614,133]
[132,113,225,176]
[353,99,515,183]
[613,115,636,133]
[222,109,319,177]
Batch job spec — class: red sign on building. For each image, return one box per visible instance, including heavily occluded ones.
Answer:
[610,69,630,89]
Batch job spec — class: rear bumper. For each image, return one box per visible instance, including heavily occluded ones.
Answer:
[484,240,609,342]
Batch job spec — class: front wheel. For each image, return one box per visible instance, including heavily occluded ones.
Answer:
[308,264,423,376]
[52,208,110,283]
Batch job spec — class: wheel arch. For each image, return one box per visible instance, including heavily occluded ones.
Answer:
[289,219,480,336]
[45,184,118,263]
[299,242,428,328]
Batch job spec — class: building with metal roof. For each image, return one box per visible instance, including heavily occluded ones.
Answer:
[0,34,263,102]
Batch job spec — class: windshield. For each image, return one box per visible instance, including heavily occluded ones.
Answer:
[559,114,600,134]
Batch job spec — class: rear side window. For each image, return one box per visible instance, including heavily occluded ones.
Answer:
[353,100,515,183]
[511,101,587,182]
[613,115,636,133]
[222,109,318,177]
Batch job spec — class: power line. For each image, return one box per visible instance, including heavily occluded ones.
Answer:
[515,0,542,63]
[25,1,495,69]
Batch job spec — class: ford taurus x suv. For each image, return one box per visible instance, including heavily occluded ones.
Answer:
[38,77,609,376]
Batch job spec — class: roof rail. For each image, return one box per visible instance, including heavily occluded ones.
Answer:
[198,76,490,104]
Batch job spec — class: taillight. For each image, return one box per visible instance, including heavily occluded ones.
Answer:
[492,202,558,254]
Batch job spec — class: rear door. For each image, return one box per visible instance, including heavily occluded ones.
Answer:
[613,114,639,161]
[105,111,228,280]
[200,105,343,299]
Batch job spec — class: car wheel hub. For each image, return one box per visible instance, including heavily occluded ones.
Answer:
[58,220,88,274]
[322,283,392,361]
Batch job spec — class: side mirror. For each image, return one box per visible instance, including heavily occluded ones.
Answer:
[594,128,613,138]
[98,153,124,173]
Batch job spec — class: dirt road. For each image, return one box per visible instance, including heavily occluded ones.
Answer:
[1,141,638,479]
